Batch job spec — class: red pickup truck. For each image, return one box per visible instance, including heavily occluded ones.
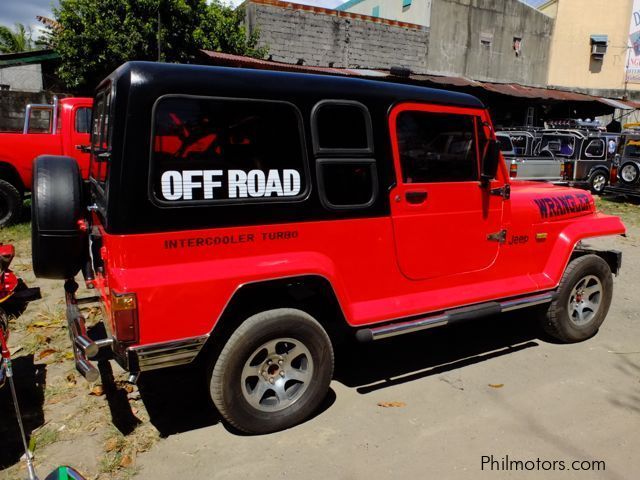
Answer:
[0,97,92,227]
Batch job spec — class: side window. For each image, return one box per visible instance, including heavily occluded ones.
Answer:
[75,107,92,134]
[585,139,605,157]
[396,110,478,183]
[89,88,112,193]
[150,96,308,205]
[312,100,377,209]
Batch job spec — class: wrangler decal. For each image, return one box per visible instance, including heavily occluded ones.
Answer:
[533,193,591,219]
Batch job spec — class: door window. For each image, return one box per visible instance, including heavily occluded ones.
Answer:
[75,107,92,134]
[396,111,478,183]
[584,139,605,157]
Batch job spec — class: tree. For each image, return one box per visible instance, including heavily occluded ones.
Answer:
[0,23,34,53]
[47,0,267,90]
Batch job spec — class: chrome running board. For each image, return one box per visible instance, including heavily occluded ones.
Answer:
[355,291,556,342]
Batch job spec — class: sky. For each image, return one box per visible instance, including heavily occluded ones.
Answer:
[0,0,543,38]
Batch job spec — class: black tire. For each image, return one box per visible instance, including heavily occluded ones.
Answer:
[619,161,640,185]
[31,155,87,279]
[540,254,613,343]
[588,170,608,195]
[0,179,22,228]
[210,308,334,434]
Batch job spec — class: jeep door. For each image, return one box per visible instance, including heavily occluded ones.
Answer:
[388,103,505,281]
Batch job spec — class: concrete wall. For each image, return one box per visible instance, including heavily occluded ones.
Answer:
[245,0,429,72]
[0,91,53,132]
[336,0,432,27]
[546,0,639,94]
[0,64,43,93]
[427,0,554,86]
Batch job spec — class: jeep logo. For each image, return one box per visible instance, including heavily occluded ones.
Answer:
[160,169,302,201]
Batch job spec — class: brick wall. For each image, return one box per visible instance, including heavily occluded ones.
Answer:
[245,0,429,72]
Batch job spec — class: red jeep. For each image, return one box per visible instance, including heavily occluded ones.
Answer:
[30,62,625,434]
[0,97,92,227]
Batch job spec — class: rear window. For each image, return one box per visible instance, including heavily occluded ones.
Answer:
[150,96,308,205]
[623,137,640,157]
[496,134,513,152]
[539,135,575,157]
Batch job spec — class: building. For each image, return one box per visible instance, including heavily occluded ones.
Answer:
[0,49,60,93]
[245,0,553,87]
[336,0,432,26]
[540,0,640,99]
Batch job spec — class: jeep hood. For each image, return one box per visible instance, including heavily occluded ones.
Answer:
[510,181,595,221]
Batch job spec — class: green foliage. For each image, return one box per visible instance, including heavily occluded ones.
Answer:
[0,23,34,53]
[48,0,267,90]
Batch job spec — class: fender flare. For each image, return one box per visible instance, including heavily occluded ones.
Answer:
[541,212,626,287]
[0,161,26,193]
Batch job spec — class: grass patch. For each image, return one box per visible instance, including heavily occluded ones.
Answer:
[595,196,640,227]
[30,426,60,451]
[0,221,31,244]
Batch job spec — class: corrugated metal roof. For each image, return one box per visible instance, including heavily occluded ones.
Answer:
[0,49,59,67]
[199,50,638,109]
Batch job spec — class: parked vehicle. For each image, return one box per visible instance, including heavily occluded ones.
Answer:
[0,97,92,227]
[539,120,615,194]
[604,125,640,198]
[496,129,563,182]
[30,62,625,434]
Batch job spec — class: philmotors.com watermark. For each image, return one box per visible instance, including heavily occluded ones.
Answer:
[481,455,606,472]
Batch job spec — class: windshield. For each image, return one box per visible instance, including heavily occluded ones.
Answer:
[539,135,576,157]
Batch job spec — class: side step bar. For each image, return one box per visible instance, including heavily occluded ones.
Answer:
[355,291,556,342]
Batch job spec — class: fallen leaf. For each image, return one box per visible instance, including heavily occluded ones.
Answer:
[65,373,76,385]
[63,352,74,360]
[119,454,133,468]
[104,438,119,452]
[89,385,104,396]
[377,401,406,408]
[488,383,504,388]
[36,349,57,360]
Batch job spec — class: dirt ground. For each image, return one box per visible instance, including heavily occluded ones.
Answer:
[1,197,639,480]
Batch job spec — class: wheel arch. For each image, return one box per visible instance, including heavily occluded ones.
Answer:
[199,275,352,360]
[0,161,25,194]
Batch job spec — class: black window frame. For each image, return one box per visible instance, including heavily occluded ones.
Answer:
[316,158,378,210]
[311,99,378,210]
[311,99,374,156]
[148,94,311,208]
[88,83,113,206]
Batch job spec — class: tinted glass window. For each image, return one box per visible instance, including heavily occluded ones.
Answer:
[314,103,370,151]
[623,137,640,157]
[89,88,112,192]
[585,139,604,157]
[151,96,307,204]
[396,111,478,183]
[318,161,376,208]
[510,134,528,155]
[75,107,92,133]
[539,135,575,157]
[496,134,513,152]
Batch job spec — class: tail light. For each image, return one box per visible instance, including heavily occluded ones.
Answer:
[564,162,574,180]
[509,163,518,178]
[610,165,618,185]
[111,291,139,343]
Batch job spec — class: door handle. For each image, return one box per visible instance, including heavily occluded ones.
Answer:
[405,191,428,204]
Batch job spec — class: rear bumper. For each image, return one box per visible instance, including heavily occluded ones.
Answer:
[64,279,206,381]
[604,185,640,197]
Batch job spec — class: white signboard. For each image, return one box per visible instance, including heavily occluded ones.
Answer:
[626,0,640,83]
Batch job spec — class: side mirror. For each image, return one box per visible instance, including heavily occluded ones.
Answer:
[481,139,501,186]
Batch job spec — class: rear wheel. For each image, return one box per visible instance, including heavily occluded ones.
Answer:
[540,255,613,343]
[588,170,608,194]
[209,308,334,434]
[619,162,639,185]
[0,180,22,228]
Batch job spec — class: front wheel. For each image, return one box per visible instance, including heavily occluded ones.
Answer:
[209,308,334,434]
[540,254,613,343]
[588,170,608,194]
[0,179,22,228]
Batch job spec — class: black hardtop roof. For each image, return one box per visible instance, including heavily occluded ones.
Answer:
[101,61,486,110]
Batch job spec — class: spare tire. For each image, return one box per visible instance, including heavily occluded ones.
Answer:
[32,155,88,279]
[619,161,640,185]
